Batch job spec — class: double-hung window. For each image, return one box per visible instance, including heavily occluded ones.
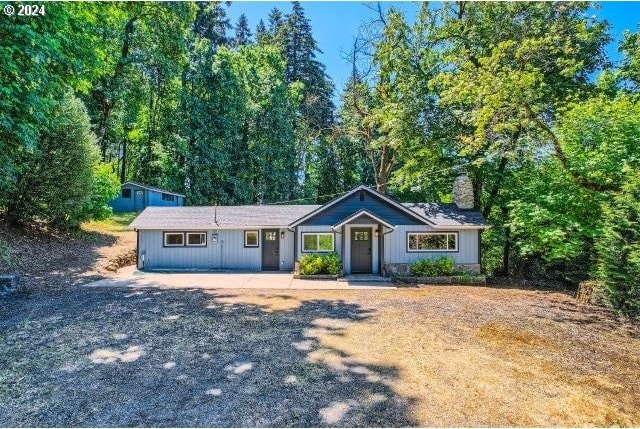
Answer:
[407,232,458,252]
[302,233,334,252]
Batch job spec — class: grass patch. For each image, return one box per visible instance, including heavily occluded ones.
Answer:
[82,212,137,234]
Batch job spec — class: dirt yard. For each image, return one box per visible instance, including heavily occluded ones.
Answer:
[1,284,638,427]
[0,213,137,291]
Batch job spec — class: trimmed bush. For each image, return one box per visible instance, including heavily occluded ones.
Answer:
[299,252,341,275]
[410,256,455,277]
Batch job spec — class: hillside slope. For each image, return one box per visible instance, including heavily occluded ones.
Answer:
[0,214,137,292]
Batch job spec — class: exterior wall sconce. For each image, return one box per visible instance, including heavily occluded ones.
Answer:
[211,233,218,243]
[281,231,286,239]
[374,229,379,238]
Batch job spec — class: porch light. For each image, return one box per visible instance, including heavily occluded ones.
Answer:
[281,231,285,239]
[374,229,379,238]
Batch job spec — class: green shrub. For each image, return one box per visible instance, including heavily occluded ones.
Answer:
[595,167,640,317]
[410,256,455,277]
[299,252,341,275]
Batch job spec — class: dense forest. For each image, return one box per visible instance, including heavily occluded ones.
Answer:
[1,2,638,313]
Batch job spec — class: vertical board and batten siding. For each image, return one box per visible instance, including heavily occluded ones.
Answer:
[343,223,380,275]
[300,192,421,226]
[383,225,478,264]
[110,184,184,213]
[138,228,293,271]
[296,225,343,261]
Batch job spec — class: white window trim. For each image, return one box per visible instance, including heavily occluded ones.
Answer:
[164,232,185,247]
[302,232,335,253]
[186,232,207,247]
[244,230,259,247]
[407,232,458,252]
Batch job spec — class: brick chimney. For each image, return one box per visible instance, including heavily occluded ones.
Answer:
[453,173,474,209]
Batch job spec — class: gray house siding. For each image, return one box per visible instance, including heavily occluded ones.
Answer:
[296,225,343,261]
[138,228,293,271]
[301,192,421,226]
[383,226,479,264]
[111,184,184,213]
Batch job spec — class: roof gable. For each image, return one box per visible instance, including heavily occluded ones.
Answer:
[290,185,430,227]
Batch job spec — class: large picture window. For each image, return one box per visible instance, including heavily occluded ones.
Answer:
[302,233,334,252]
[407,232,458,252]
[244,230,259,247]
[162,193,174,202]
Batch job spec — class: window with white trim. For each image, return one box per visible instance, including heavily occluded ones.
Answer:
[302,233,334,252]
[245,230,259,247]
[407,232,457,252]
[164,232,184,247]
[186,232,206,246]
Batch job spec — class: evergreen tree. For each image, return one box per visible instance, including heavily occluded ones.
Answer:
[255,19,267,44]
[234,13,252,47]
[596,167,640,317]
[7,92,100,230]
[283,1,334,131]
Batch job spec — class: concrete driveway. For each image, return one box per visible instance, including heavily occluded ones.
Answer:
[84,266,395,290]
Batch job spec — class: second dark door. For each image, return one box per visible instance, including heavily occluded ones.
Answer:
[350,227,372,274]
[261,229,280,270]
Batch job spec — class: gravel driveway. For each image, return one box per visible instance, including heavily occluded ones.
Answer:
[1,285,639,427]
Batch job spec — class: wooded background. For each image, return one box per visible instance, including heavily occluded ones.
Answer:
[0,2,638,313]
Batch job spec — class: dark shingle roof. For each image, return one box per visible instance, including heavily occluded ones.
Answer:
[129,205,321,230]
[403,203,489,227]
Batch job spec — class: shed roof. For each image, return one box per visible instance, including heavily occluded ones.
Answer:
[122,182,185,197]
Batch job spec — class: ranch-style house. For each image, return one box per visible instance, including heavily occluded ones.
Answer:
[128,174,489,276]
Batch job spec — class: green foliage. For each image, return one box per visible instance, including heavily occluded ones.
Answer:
[7,92,99,230]
[410,257,455,277]
[596,168,640,317]
[299,252,341,275]
[81,163,121,221]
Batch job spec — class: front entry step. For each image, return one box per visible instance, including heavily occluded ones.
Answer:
[338,275,391,283]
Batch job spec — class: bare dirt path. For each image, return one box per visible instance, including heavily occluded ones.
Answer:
[1,284,638,427]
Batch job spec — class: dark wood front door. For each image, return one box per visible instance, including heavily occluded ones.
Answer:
[261,229,280,270]
[350,228,372,274]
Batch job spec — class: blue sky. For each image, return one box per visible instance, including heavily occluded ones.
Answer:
[226,1,640,101]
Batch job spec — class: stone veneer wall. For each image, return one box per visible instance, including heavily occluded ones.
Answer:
[453,174,474,209]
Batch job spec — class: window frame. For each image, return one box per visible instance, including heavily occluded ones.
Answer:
[301,232,335,253]
[244,230,259,248]
[122,188,132,199]
[163,232,185,247]
[161,193,175,202]
[406,231,459,253]
[185,232,207,247]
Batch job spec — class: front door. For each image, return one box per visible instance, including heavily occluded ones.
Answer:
[261,229,280,270]
[350,228,372,274]
[134,190,144,211]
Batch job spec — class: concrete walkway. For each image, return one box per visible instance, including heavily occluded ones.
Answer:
[84,266,396,290]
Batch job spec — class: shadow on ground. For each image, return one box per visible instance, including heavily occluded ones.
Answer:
[0,219,124,292]
[0,288,416,427]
